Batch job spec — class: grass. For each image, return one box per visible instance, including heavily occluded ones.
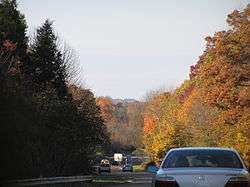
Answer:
[92,179,128,183]
[133,164,145,172]
[92,174,133,183]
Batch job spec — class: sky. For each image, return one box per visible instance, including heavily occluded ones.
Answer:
[19,0,249,100]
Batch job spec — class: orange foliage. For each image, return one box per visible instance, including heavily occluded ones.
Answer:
[177,88,198,123]
[3,40,16,51]
[96,97,114,122]
[143,114,156,135]
[143,5,250,166]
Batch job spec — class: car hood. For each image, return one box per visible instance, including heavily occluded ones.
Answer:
[156,168,249,187]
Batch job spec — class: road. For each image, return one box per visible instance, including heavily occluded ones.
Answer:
[91,183,151,187]
[90,167,154,187]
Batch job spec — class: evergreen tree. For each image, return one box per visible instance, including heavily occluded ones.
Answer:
[30,19,67,98]
[0,1,110,180]
[0,0,27,56]
[0,0,27,91]
[0,0,36,180]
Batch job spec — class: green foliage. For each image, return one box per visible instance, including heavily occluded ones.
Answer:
[0,0,27,56]
[0,0,27,91]
[30,19,68,98]
[0,0,110,180]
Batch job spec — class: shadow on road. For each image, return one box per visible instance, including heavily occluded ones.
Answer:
[90,183,151,187]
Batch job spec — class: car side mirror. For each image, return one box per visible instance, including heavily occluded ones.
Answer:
[147,165,158,173]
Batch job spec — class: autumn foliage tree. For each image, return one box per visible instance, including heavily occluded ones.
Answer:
[191,4,250,165]
[143,4,250,167]
[96,97,144,152]
[96,97,115,122]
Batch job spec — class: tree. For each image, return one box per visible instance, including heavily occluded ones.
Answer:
[96,97,115,122]
[190,4,250,165]
[125,102,144,148]
[143,92,187,163]
[0,0,113,180]
[0,0,27,92]
[96,97,144,153]
[69,85,110,154]
[26,20,109,176]
[142,5,250,167]
[29,19,68,98]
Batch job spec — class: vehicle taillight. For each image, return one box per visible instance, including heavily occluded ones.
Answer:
[155,177,180,187]
[155,180,180,187]
[225,177,250,187]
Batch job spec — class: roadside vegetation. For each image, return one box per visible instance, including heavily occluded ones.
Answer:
[96,97,144,153]
[133,165,145,172]
[143,5,250,167]
[0,0,249,181]
[0,0,109,179]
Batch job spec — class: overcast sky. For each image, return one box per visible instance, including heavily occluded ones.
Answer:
[19,0,248,100]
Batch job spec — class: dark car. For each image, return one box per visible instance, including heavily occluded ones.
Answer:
[122,164,133,172]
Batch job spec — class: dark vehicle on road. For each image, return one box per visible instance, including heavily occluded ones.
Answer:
[122,164,133,172]
[152,147,250,187]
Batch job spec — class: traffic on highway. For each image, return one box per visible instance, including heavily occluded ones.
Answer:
[1,1,249,186]
[90,148,250,187]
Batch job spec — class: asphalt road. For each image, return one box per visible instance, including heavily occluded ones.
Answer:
[90,167,154,187]
[91,183,151,187]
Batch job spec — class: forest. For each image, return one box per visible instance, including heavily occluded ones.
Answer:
[96,97,144,153]
[0,0,109,179]
[0,0,249,181]
[143,4,250,167]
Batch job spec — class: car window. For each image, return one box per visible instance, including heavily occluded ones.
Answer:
[163,150,243,168]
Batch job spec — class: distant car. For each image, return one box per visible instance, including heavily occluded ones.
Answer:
[99,159,111,173]
[91,165,100,174]
[152,147,250,187]
[122,164,133,172]
[125,155,132,164]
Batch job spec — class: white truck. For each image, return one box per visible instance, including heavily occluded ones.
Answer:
[114,153,123,163]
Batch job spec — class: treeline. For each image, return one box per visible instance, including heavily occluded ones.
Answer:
[0,0,109,180]
[143,5,250,167]
[96,97,144,153]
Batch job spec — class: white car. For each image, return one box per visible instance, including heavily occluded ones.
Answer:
[99,159,111,173]
[152,147,250,187]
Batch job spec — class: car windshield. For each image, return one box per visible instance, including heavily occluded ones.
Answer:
[163,149,243,168]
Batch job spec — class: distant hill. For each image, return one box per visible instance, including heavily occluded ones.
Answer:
[96,96,144,150]
[111,98,138,104]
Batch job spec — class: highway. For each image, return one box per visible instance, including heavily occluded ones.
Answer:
[90,166,154,187]
[92,183,151,187]
[4,166,154,187]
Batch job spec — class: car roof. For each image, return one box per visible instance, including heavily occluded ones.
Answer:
[169,147,235,152]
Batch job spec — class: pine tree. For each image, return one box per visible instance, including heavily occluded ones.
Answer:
[0,0,27,90]
[0,0,27,55]
[30,19,67,98]
[0,0,36,180]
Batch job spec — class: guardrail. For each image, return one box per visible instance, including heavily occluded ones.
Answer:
[3,175,92,187]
